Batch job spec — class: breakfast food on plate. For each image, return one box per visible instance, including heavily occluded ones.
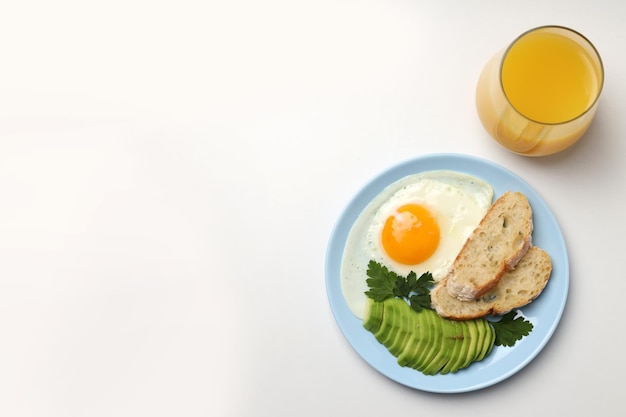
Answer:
[431,246,552,320]
[363,297,495,375]
[445,191,533,302]
[341,170,494,319]
[341,167,551,376]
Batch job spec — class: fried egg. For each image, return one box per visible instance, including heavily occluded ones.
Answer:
[341,170,494,319]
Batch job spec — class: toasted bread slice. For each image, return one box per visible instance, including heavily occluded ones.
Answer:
[431,246,552,320]
[445,191,533,301]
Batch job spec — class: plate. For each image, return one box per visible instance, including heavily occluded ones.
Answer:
[325,153,569,393]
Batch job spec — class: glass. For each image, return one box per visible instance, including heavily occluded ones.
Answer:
[476,26,604,156]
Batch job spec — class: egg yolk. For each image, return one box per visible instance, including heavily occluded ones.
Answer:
[381,204,440,265]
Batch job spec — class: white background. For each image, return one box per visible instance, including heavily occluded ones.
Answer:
[1,1,624,416]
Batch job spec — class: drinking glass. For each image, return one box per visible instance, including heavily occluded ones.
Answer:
[476,26,604,156]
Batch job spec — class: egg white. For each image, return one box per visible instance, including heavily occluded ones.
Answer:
[340,170,494,319]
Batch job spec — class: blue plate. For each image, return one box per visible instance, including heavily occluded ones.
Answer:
[325,153,569,393]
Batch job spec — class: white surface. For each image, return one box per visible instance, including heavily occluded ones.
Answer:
[0,1,623,416]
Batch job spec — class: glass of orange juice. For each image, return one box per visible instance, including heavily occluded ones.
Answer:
[476,26,604,156]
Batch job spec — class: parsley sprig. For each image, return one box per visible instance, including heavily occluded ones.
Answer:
[365,260,434,312]
[490,311,534,347]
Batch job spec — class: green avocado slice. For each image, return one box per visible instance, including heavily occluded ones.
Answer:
[475,319,495,362]
[422,315,457,375]
[363,298,384,334]
[395,303,430,368]
[439,319,467,375]
[446,319,472,374]
[374,299,401,346]
[387,300,415,357]
[408,310,443,372]
[459,319,479,371]
[472,316,486,362]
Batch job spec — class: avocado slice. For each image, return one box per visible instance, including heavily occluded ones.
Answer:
[445,319,472,374]
[374,299,401,346]
[363,298,384,334]
[475,319,495,362]
[458,319,479,371]
[387,300,415,357]
[439,319,466,375]
[422,315,457,375]
[399,308,431,369]
[412,309,437,371]
[472,317,486,362]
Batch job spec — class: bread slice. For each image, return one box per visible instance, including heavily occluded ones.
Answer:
[431,246,552,320]
[445,191,533,301]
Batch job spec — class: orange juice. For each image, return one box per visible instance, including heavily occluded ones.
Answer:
[502,31,599,124]
[475,26,603,156]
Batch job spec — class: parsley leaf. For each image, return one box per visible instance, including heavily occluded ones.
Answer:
[364,260,397,302]
[490,311,534,347]
[393,274,411,298]
[365,260,434,313]
[409,293,431,312]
